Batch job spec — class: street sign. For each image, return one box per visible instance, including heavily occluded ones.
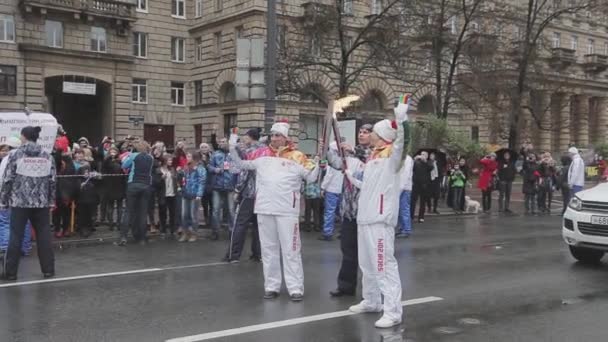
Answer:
[63,81,96,95]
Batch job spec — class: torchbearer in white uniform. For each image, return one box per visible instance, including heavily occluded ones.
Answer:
[229,120,319,302]
[345,95,411,328]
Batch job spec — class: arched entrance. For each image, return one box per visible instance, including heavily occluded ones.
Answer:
[45,75,112,145]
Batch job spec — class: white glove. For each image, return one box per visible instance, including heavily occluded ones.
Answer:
[394,102,409,123]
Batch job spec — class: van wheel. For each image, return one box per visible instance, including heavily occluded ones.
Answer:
[569,246,605,264]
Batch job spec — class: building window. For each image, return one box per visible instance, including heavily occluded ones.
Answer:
[215,0,223,12]
[235,26,244,42]
[309,34,321,56]
[194,124,202,148]
[344,35,353,51]
[214,32,222,57]
[171,82,185,106]
[450,16,458,35]
[588,39,595,54]
[172,0,185,18]
[552,32,561,48]
[195,37,203,61]
[513,25,521,40]
[299,115,321,156]
[371,0,383,15]
[90,27,106,52]
[571,35,578,51]
[223,114,237,137]
[471,126,479,143]
[0,15,15,43]
[343,0,353,15]
[171,37,185,62]
[471,21,479,32]
[136,0,147,12]
[194,80,203,105]
[133,32,147,58]
[277,25,286,50]
[195,0,203,17]
[45,20,63,48]
[0,65,17,96]
[132,78,147,103]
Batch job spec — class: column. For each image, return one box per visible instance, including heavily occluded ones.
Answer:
[598,97,608,144]
[576,94,590,147]
[559,93,571,152]
[539,92,553,152]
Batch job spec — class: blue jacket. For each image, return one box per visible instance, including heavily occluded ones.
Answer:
[207,150,237,192]
[121,152,154,185]
[180,165,207,199]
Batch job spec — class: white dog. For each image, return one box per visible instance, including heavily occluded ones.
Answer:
[465,196,481,214]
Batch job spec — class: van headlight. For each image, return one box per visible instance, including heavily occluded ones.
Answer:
[569,197,582,211]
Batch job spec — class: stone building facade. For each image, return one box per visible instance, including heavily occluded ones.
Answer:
[0,0,606,153]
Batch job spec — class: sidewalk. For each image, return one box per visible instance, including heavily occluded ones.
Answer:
[47,184,578,250]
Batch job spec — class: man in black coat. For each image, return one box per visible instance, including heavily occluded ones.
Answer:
[497,151,517,213]
[411,151,433,223]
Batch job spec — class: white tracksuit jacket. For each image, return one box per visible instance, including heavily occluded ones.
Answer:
[568,154,585,187]
[230,144,319,216]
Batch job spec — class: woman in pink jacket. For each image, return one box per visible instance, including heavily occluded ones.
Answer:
[478,153,498,213]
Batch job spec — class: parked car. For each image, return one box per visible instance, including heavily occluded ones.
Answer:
[563,183,608,264]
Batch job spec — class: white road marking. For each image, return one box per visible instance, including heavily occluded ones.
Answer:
[0,262,227,288]
[165,296,444,342]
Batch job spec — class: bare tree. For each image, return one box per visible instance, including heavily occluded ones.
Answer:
[276,0,408,107]
[388,0,487,119]
[461,0,598,148]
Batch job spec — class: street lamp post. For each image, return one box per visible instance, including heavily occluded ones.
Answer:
[265,0,277,133]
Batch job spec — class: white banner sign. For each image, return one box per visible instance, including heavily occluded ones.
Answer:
[0,112,58,154]
[63,81,96,95]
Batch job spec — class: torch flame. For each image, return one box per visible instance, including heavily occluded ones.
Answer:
[332,95,360,117]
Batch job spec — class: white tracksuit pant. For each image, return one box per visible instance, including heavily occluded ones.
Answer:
[257,214,304,295]
[358,223,403,321]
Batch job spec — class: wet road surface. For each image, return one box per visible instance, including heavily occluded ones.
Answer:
[2,212,608,342]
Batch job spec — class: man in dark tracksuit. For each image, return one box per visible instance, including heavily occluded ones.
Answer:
[328,124,372,297]
[223,129,262,263]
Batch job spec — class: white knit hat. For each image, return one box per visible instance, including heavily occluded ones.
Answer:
[271,121,290,137]
[373,119,397,142]
[568,147,579,154]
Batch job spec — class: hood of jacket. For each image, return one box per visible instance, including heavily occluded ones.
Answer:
[22,141,43,157]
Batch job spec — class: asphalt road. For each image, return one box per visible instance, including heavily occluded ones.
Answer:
[2,211,608,342]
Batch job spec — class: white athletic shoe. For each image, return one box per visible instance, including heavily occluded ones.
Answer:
[349,302,382,314]
[374,316,402,328]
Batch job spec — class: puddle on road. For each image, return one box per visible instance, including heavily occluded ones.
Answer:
[433,326,462,335]
[458,317,482,325]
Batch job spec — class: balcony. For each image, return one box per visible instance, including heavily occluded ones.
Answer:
[301,2,334,29]
[508,40,537,63]
[550,47,576,69]
[583,53,608,73]
[21,0,136,25]
[364,14,400,44]
[464,32,497,57]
